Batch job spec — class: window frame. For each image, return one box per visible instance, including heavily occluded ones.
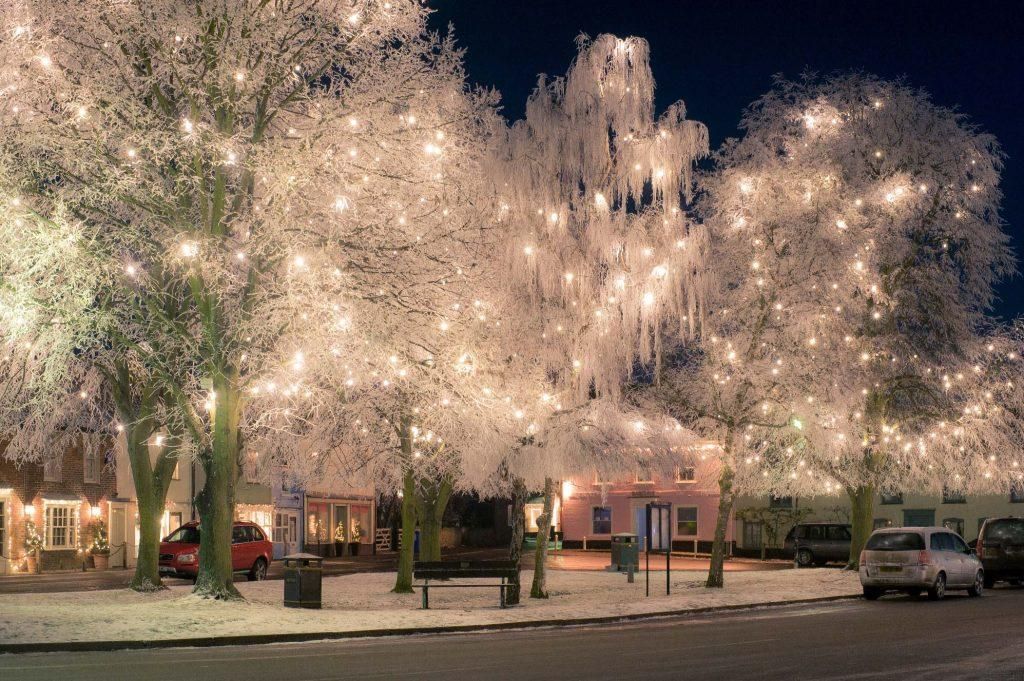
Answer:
[674,466,696,484]
[43,459,62,483]
[44,503,79,549]
[743,520,763,549]
[591,506,612,535]
[1010,484,1024,504]
[634,466,654,484]
[83,449,101,484]
[768,495,793,509]
[942,517,965,537]
[880,492,903,505]
[676,506,698,536]
[941,487,966,505]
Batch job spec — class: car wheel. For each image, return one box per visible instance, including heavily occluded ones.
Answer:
[863,586,882,601]
[796,548,814,567]
[927,572,946,601]
[967,571,984,597]
[984,574,996,589]
[249,557,268,582]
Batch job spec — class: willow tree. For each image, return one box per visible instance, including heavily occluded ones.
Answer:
[0,0,509,598]
[490,34,708,598]
[700,74,1016,569]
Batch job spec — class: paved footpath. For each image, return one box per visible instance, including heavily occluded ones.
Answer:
[3,587,1023,680]
[0,548,790,594]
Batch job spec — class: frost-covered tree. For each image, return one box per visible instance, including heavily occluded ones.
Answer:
[0,0,512,598]
[489,34,708,597]
[698,74,1018,569]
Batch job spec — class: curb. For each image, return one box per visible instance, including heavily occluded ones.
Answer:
[0,593,860,655]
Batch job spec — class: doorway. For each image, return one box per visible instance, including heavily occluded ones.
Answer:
[273,510,300,559]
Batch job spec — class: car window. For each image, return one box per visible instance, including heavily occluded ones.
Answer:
[827,525,851,540]
[165,526,200,543]
[930,533,953,551]
[951,535,969,553]
[866,532,925,551]
[804,525,824,540]
[250,526,264,541]
[983,519,1024,544]
[232,526,248,544]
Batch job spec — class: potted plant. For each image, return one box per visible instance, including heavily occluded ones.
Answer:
[349,518,362,557]
[91,520,110,570]
[24,519,42,574]
[333,521,347,557]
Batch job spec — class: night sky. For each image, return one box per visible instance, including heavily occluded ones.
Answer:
[429,0,1024,320]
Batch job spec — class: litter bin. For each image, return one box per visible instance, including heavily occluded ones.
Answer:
[610,533,639,572]
[283,553,323,609]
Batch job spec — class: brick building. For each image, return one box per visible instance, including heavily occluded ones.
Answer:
[0,441,117,574]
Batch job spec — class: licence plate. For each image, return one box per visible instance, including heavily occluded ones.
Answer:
[158,566,175,574]
[879,566,902,573]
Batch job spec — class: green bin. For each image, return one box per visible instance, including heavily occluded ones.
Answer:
[610,533,639,571]
[283,553,323,609]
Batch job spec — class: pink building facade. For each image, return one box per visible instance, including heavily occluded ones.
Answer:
[559,471,733,553]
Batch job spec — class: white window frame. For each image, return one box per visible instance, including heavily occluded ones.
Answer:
[83,449,101,484]
[591,506,612,535]
[675,466,696,483]
[44,503,79,549]
[634,466,654,484]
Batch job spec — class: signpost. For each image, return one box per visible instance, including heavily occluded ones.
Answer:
[645,502,672,597]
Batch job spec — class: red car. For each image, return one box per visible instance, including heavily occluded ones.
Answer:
[159,521,273,581]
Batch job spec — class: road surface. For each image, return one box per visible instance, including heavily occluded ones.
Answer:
[3,586,1024,680]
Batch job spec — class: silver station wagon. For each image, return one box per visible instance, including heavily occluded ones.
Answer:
[859,526,984,600]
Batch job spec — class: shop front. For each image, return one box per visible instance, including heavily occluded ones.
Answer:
[304,496,374,557]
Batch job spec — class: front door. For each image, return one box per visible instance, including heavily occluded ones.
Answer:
[633,505,647,551]
[109,504,129,568]
[903,509,936,527]
[273,510,300,559]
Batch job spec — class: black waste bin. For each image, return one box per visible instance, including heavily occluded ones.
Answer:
[283,553,323,609]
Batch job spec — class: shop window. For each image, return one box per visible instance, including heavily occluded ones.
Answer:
[743,520,763,549]
[350,504,372,543]
[942,487,966,504]
[43,459,62,483]
[83,449,101,484]
[880,492,903,505]
[676,507,698,536]
[592,507,612,534]
[45,505,78,549]
[943,517,965,537]
[307,501,330,544]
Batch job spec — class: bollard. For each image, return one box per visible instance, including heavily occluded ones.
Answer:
[627,562,635,583]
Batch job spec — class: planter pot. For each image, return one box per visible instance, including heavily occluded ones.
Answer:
[349,542,360,557]
[93,553,110,570]
[333,541,346,557]
[25,554,38,574]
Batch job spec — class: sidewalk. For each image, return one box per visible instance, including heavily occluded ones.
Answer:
[0,568,860,653]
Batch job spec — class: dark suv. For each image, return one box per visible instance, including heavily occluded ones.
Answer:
[977,517,1024,587]
[784,522,852,566]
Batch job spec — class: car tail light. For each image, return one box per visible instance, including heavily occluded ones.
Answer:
[859,550,866,566]
[917,550,933,566]
[976,540,983,555]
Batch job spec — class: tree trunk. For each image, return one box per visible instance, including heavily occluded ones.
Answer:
[706,464,735,589]
[393,467,417,593]
[530,477,555,599]
[847,484,875,569]
[132,492,164,591]
[414,476,453,563]
[194,370,241,600]
[506,475,527,605]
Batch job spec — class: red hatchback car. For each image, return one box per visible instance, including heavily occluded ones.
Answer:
[159,521,273,581]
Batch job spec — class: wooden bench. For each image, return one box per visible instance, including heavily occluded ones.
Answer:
[413,560,518,609]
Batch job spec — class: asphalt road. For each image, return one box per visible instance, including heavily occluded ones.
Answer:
[4,587,1024,681]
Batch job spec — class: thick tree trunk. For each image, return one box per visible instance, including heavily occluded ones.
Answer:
[414,476,452,563]
[847,484,875,569]
[706,464,735,589]
[530,477,555,599]
[393,467,417,593]
[132,492,164,591]
[194,371,241,600]
[506,475,527,606]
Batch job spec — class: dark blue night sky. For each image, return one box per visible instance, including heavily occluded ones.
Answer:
[430,0,1023,320]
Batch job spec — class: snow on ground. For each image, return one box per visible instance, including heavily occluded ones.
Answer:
[0,568,859,645]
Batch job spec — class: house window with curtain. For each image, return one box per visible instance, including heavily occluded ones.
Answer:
[592,507,612,534]
[943,517,965,536]
[45,505,79,549]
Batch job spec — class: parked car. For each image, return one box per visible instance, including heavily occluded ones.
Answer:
[859,526,984,600]
[977,517,1024,587]
[159,521,272,581]
[784,522,852,566]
